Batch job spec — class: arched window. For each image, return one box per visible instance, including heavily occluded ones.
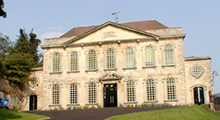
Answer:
[52,84,60,105]
[52,52,61,72]
[164,44,174,65]
[70,51,78,71]
[125,47,135,68]
[88,49,97,70]
[146,79,156,101]
[166,78,176,100]
[144,46,155,67]
[88,82,97,103]
[126,80,136,102]
[106,48,116,69]
[70,83,78,104]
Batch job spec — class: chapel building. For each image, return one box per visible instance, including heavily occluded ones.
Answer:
[25,20,213,110]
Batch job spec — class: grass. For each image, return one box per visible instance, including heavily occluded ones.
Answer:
[106,105,220,120]
[0,109,47,120]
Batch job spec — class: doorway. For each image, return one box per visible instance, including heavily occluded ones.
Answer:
[29,95,37,110]
[104,84,117,107]
[193,87,205,105]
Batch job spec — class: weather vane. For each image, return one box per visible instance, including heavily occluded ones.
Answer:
[112,12,120,23]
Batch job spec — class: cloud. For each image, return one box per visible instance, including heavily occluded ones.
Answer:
[38,31,63,54]
[40,31,64,40]
[49,27,63,31]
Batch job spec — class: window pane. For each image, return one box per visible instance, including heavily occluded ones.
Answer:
[167,78,176,100]
[125,47,135,68]
[88,83,97,103]
[127,80,135,102]
[70,83,78,104]
[106,48,116,69]
[164,44,174,65]
[146,79,156,101]
[53,52,60,72]
[192,67,202,78]
[144,46,154,67]
[88,50,97,70]
[70,51,78,71]
[52,84,60,105]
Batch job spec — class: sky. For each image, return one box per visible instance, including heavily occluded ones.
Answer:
[0,0,220,93]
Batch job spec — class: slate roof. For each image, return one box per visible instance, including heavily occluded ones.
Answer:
[60,20,168,38]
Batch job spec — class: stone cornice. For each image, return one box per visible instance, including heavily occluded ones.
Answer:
[159,34,186,39]
[185,56,211,61]
[41,34,186,49]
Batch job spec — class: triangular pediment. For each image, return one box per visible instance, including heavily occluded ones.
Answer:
[64,21,159,45]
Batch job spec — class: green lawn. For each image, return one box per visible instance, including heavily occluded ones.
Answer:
[106,105,220,120]
[0,109,47,120]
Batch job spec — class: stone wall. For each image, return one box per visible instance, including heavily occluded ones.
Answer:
[0,78,32,110]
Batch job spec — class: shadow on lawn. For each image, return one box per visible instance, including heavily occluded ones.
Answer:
[0,109,22,120]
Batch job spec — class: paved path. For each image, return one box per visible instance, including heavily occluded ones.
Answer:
[28,107,173,120]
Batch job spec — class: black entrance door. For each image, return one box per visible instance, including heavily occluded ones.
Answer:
[104,84,117,107]
[194,87,205,105]
[29,95,37,110]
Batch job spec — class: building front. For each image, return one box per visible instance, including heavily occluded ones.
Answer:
[24,20,213,110]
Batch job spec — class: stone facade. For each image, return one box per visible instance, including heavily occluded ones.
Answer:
[23,20,213,110]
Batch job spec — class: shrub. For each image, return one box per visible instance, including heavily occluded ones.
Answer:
[119,104,124,107]
[59,106,64,110]
[97,105,101,108]
[141,103,145,107]
[73,106,79,109]
[90,106,96,109]
[53,107,58,110]
[135,104,138,107]
[84,105,89,109]
[67,106,72,110]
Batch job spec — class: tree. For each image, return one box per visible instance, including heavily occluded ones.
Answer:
[4,29,41,84]
[11,29,41,65]
[29,29,41,64]
[0,33,12,77]
[0,0,7,18]
[5,53,35,84]
[0,33,12,60]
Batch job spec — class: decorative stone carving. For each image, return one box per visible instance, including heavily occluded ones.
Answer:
[190,65,204,79]
[99,72,122,81]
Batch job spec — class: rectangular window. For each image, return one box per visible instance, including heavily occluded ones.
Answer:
[70,51,78,71]
[52,84,60,105]
[146,80,156,101]
[70,84,77,104]
[106,48,116,69]
[88,83,97,103]
[127,81,136,102]
[167,78,176,100]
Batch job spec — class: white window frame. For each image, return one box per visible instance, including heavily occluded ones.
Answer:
[88,49,97,70]
[164,44,174,66]
[52,52,61,72]
[146,79,156,101]
[70,83,78,104]
[52,84,60,105]
[88,82,97,104]
[126,80,136,102]
[70,51,78,71]
[125,47,135,68]
[144,46,155,67]
[166,78,176,100]
[106,48,116,69]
